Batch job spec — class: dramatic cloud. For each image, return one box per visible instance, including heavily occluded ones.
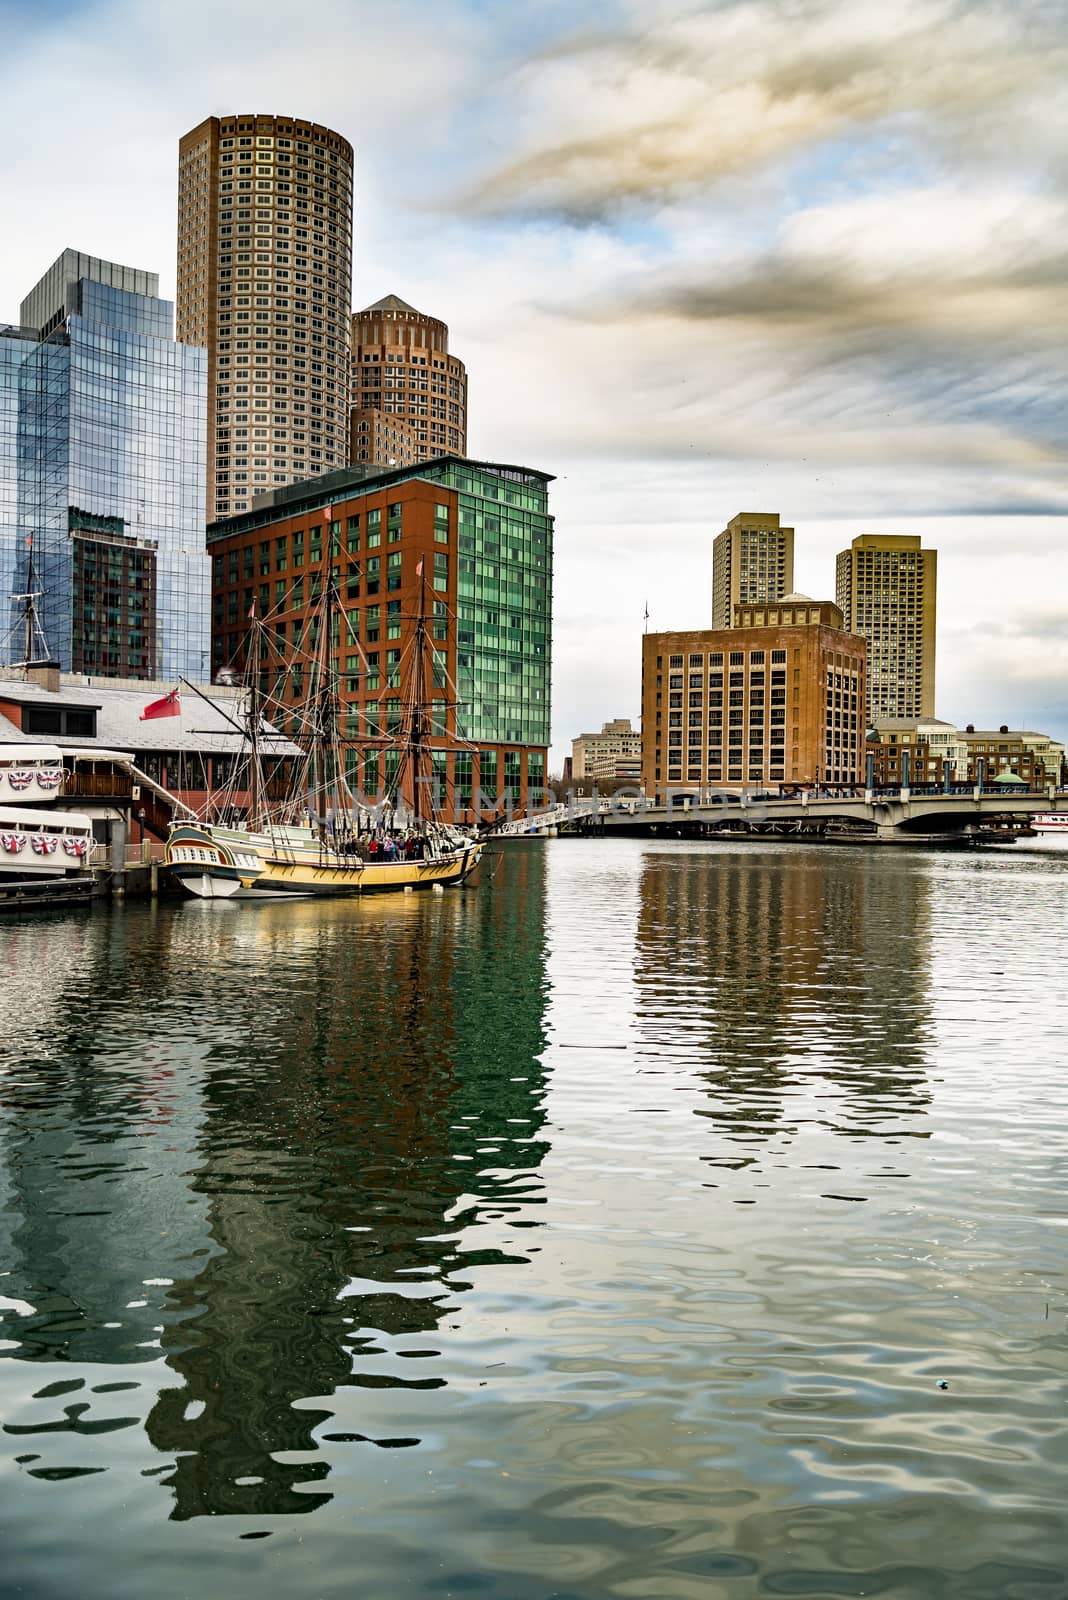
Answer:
[0,0,1065,757]
[462,0,1066,220]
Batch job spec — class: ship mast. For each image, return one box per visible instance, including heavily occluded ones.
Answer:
[10,535,51,667]
[310,506,342,829]
[409,560,433,827]
[247,612,264,830]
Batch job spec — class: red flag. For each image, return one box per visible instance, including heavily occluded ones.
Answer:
[415,559,424,576]
[248,600,256,620]
[323,506,332,523]
[139,689,181,722]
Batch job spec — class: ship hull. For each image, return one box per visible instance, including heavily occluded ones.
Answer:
[165,822,483,900]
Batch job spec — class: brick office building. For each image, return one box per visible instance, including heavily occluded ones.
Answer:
[208,456,553,822]
[641,597,866,796]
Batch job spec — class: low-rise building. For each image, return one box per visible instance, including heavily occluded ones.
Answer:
[866,718,956,787]
[0,668,302,847]
[641,597,867,795]
[571,718,642,781]
[866,718,1065,789]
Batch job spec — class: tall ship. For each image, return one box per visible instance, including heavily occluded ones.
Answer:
[164,554,484,900]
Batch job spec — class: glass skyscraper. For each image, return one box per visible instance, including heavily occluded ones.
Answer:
[1,250,208,680]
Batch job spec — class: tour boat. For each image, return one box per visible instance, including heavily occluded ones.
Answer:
[164,550,483,901]
[0,746,96,878]
[1024,814,1068,850]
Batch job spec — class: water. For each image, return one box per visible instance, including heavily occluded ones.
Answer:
[1,839,1066,1599]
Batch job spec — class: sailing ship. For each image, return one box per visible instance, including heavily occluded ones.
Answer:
[164,539,484,900]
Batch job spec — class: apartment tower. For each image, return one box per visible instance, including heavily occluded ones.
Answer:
[835,534,937,723]
[177,114,354,522]
[711,512,795,628]
[351,295,467,470]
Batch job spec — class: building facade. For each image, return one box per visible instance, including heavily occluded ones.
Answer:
[641,598,866,795]
[351,295,467,469]
[177,114,354,522]
[711,512,795,629]
[571,718,643,780]
[208,457,552,821]
[866,718,1064,789]
[1,251,208,679]
[836,534,937,723]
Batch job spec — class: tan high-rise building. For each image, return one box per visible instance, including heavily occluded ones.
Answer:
[177,114,354,522]
[351,295,467,468]
[835,535,937,723]
[711,513,795,628]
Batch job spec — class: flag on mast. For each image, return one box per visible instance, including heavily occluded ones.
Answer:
[139,688,181,721]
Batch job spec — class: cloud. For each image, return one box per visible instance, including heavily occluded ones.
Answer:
[461,0,1066,221]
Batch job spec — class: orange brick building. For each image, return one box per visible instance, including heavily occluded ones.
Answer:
[209,457,553,823]
[642,598,867,795]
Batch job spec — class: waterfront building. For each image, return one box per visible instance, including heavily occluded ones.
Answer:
[866,718,1065,789]
[571,718,642,781]
[711,512,795,629]
[641,596,866,794]
[866,718,956,788]
[835,534,937,723]
[207,456,553,821]
[0,665,302,852]
[351,295,467,469]
[1,251,208,679]
[177,114,354,522]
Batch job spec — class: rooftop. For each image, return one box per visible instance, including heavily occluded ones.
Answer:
[0,675,299,756]
[361,294,422,316]
[210,456,555,540]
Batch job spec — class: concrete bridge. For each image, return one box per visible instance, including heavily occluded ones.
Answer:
[495,785,1059,845]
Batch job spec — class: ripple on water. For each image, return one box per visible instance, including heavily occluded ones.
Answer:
[0,841,1066,1598]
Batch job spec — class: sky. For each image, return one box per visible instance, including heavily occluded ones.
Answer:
[0,0,1065,766]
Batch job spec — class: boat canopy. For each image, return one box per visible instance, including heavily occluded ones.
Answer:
[0,806,93,831]
[0,744,64,764]
[63,747,136,763]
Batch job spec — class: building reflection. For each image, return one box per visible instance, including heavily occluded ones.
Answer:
[0,849,550,1523]
[633,847,933,1159]
[145,848,550,1520]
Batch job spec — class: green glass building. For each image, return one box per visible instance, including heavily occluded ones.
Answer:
[208,455,554,819]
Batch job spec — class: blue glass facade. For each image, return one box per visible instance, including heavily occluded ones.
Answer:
[1,258,208,680]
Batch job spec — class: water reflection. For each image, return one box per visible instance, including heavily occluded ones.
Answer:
[0,851,550,1521]
[633,846,933,1165]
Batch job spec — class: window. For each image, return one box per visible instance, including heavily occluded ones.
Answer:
[434,552,449,591]
[24,707,97,737]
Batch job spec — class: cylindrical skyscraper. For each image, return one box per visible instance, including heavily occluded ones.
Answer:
[350,295,467,469]
[177,114,353,521]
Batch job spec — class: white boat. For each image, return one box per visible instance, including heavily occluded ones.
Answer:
[0,745,97,877]
[0,744,67,805]
[1026,813,1068,850]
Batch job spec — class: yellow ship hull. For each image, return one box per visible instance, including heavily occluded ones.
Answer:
[165,822,483,900]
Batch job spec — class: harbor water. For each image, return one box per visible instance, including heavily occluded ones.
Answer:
[1,838,1066,1598]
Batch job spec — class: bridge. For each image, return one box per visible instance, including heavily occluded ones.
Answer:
[493,785,1059,845]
